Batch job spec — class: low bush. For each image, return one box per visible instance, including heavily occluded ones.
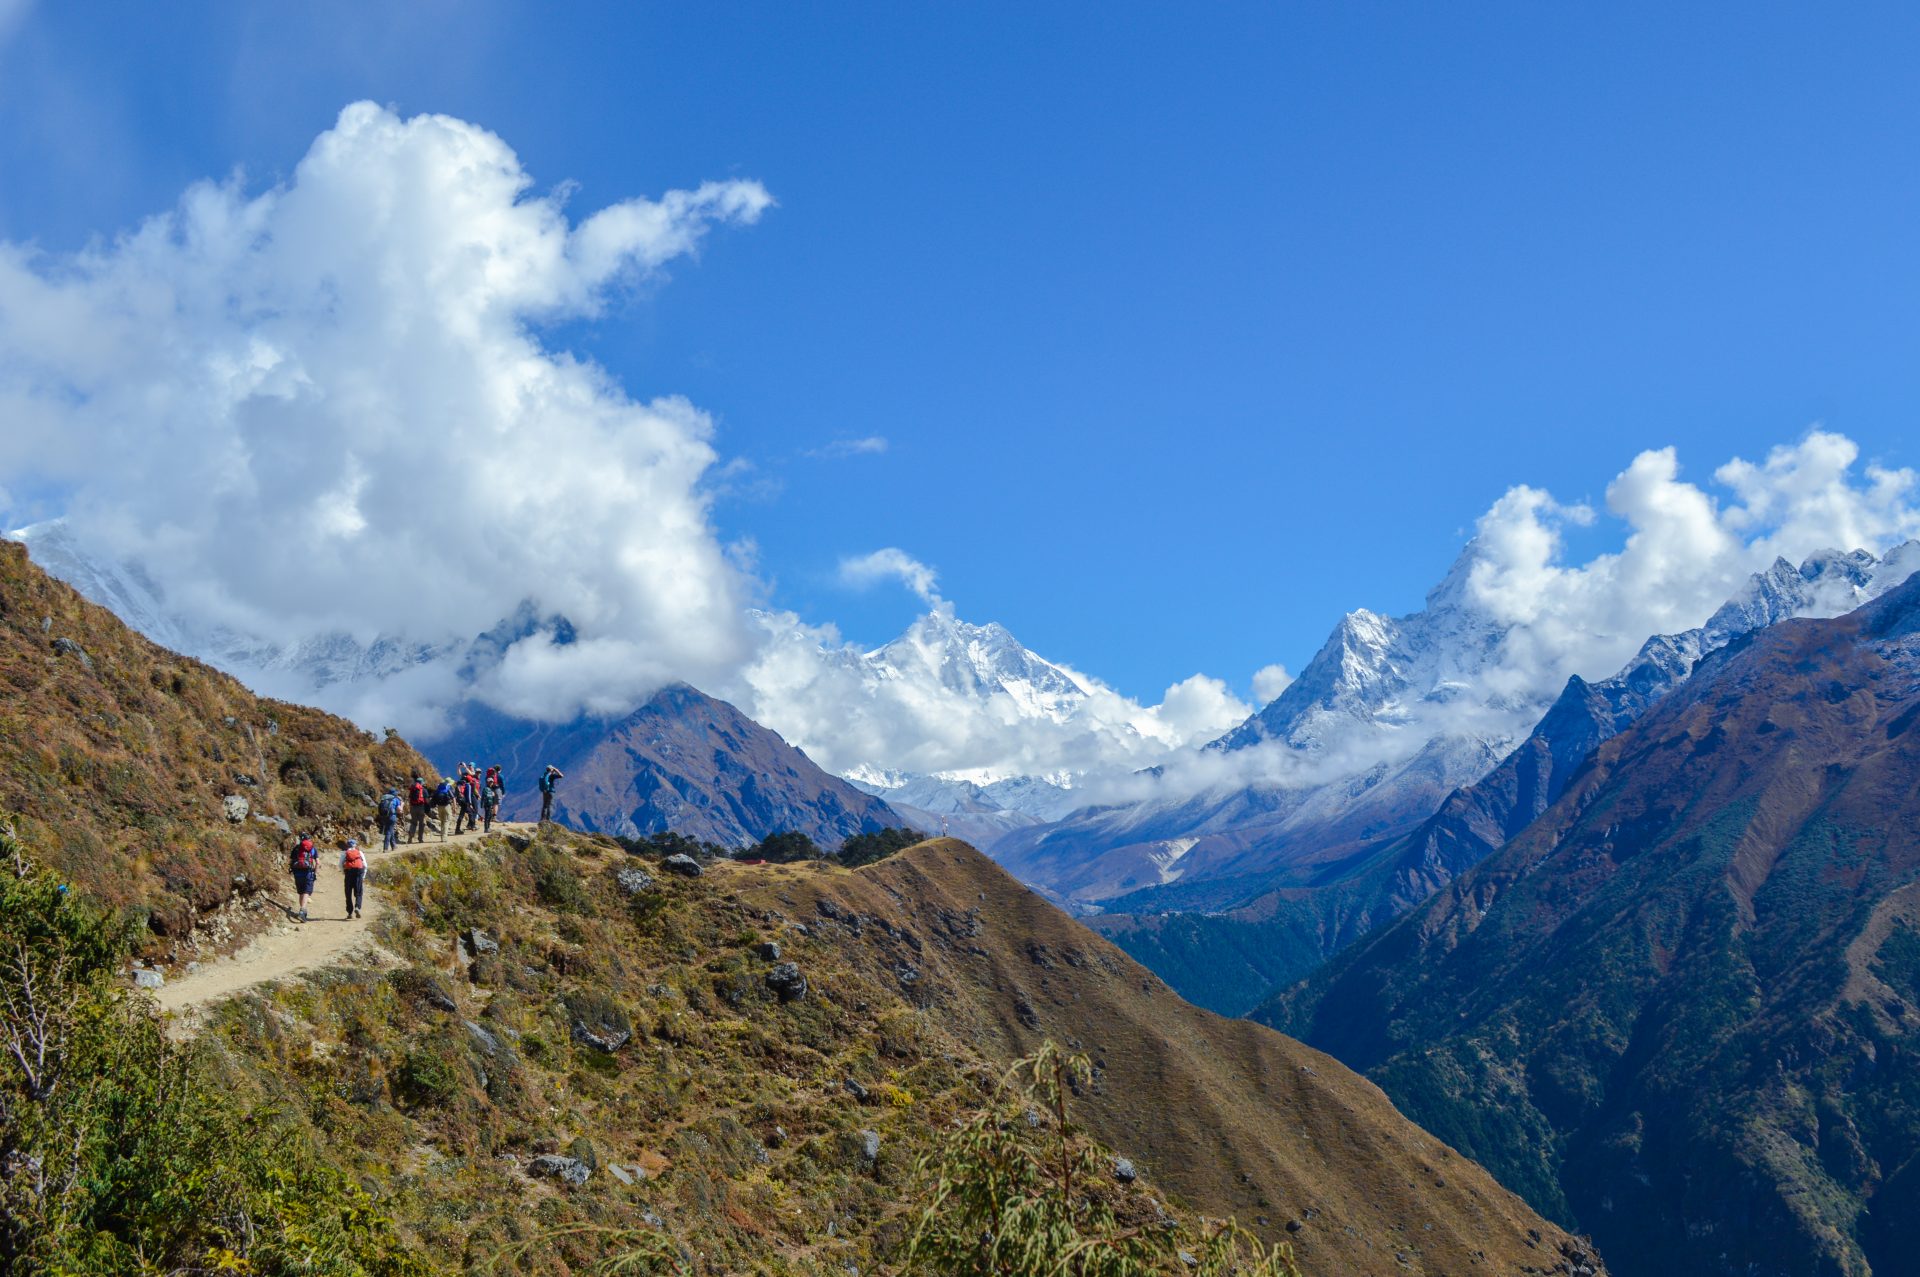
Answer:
[0,822,424,1275]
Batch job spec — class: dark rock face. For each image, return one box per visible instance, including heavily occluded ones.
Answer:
[565,993,632,1053]
[432,683,906,849]
[527,1154,590,1186]
[765,962,807,1003]
[661,854,702,878]
[1265,576,1920,1277]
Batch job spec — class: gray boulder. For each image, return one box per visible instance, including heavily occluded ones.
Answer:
[756,940,782,961]
[614,867,656,896]
[131,968,164,990]
[1111,1156,1138,1183]
[222,794,250,823]
[51,637,93,670]
[662,853,703,877]
[462,928,499,957]
[858,1129,881,1165]
[766,962,808,1003]
[566,993,633,1053]
[527,1154,591,1186]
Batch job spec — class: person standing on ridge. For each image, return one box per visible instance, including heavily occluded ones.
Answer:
[482,768,502,832]
[378,787,403,852]
[289,833,319,923]
[341,838,367,919]
[432,774,456,840]
[407,775,430,844]
[538,764,564,823]
[454,767,478,835]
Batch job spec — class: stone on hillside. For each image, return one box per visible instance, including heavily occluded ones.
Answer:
[222,794,250,823]
[463,928,499,957]
[252,813,291,834]
[858,1129,881,1165]
[662,853,702,877]
[51,637,92,670]
[755,940,781,961]
[1111,1156,1137,1183]
[233,771,258,787]
[527,1154,590,1186]
[843,1077,869,1102]
[131,967,164,990]
[417,979,457,1012]
[614,866,656,896]
[566,993,633,1053]
[607,1163,633,1185]
[766,962,808,1003]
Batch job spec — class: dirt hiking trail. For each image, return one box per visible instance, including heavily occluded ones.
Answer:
[157,820,531,1028]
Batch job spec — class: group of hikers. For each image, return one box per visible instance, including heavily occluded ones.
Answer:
[285,763,565,923]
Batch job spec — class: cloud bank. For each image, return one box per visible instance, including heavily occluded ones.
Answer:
[0,102,1241,773]
[0,102,769,731]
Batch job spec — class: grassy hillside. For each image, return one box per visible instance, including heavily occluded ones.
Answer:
[168,827,1603,1275]
[0,539,431,955]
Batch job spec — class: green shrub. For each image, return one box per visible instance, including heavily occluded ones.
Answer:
[838,825,926,868]
[395,1044,463,1109]
[751,830,820,864]
[0,823,425,1275]
[906,1042,1300,1277]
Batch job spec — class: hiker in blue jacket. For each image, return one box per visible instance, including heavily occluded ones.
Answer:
[538,764,563,823]
[378,788,403,851]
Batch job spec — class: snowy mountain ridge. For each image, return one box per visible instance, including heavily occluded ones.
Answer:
[995,538,1920,909]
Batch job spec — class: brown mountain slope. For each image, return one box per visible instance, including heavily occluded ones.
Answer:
[756,839,1601,1275]
[1262,574,1920,1276]
[182,826,1604,1275]
[0,538,428,952]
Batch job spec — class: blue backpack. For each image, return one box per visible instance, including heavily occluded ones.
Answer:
[381,793,402,819]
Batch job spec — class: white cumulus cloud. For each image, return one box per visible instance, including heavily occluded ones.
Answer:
[1251,663,1294,703]
[838,547,941,604]
[0,102,771,729]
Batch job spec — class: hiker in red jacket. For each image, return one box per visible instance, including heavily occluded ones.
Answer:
[407,775,430,844]
[340,838,367,919]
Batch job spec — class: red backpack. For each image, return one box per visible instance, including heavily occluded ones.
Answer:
[342,845,366,871]
[410,781,428,806]
[290,838,318,871]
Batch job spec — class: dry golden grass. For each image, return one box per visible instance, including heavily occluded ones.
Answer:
[0,539,432,955]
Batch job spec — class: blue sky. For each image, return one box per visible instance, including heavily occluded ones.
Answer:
[4,1,1919,705]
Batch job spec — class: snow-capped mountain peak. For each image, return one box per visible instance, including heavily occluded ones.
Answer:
[865,608,1096,723]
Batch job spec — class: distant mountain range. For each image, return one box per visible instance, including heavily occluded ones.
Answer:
[1260,571,1920,1276]
[1084,544,1920,1013]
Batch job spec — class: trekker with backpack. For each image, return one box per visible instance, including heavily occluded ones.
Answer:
[378,788,403,852]
[341,839,367,919]
[407,776,430,844]
[432,775,456,840]
[454,767,479,835]
[289,834,320,922]
[482,768,502,832]
[538,764,564,823]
